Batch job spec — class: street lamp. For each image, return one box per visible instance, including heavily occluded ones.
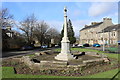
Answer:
[102,29,105,51]
[108,30,110,48]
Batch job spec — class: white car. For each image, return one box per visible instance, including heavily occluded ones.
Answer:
[77,44,83,47]
[41,45,48,48]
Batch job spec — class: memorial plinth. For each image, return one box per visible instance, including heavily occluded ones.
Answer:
[55,6,74,61]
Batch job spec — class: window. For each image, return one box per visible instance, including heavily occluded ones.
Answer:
[114,32,115,36]
[112,32,115,36]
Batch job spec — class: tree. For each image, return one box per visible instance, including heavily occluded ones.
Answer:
[0,8,14,50]
[61,25,64,40]
[47,27,61,46]
[61,19,76,44]
[33,21,50,46]
[47,27,59,38]
[20,14,37,45]
[0,8,28,50]
[0,8,13,29]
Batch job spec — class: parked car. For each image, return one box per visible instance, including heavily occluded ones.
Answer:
[55,45,59,48]
[77,44,84,48]
[20,46,34,50]
[72,44,83,48]
[83,43,90,47]
[41,45,48,48]
[93,43,101,47]
[72,44,77,48]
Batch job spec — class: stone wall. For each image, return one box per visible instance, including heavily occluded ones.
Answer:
[20,54,110,71]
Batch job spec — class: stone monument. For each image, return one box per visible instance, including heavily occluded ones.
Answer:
[55,6,74,61]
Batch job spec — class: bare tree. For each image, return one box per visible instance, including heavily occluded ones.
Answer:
[0,8,13,29]
[20,14,37,45]
[47,27,59,38]
[47,27,61,45]
[33,21,50,46]
[1,8,14,50]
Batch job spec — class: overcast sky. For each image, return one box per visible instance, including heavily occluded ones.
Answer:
[2,1,118,36]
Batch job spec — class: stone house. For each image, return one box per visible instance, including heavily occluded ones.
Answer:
[2,27,26,50]
[118,27,120,42]
[79,18,119,45]
[98,24,119,45]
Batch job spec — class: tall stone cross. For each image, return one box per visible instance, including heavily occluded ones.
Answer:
[55,6,74,61]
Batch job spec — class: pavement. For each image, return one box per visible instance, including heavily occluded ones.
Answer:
[85,46,119,54]
[85,47,107,51]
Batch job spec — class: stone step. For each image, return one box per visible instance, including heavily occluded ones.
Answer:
[40,60,68,65]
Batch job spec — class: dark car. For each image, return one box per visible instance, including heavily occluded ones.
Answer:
[93,43,101,47]
[83,43,90,47]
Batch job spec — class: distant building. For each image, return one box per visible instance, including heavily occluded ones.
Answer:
[2,27,25,50]
[79,18,120,45]
[98,24,119,45]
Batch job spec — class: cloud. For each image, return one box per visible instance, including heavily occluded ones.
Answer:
[88,2,116,17]
[71,10,81,17]
[46,20,63,31]
[72,20,90,36]
[68,9,81,20]
[114,12,118,16]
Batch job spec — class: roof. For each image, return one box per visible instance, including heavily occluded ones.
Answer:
[101,24,120,32]
[2,29,11,39]
[80,22,103,31]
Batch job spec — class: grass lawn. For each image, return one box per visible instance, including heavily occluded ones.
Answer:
[2,67,120,79]
[2,48,120,79]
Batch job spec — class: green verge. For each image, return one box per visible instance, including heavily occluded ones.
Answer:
[2,48,120,79]
[55,48,120,60]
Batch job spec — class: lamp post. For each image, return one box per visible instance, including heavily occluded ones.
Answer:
[118,33,120,54]
[108,30,110,48]
[102,30,105,51]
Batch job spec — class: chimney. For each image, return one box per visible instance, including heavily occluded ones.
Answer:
[85,25,88,28]
[91,22,97,25]
[103,18,112,24]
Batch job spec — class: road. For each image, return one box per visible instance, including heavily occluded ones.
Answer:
[2,47,118,59]
[2,48,52,58]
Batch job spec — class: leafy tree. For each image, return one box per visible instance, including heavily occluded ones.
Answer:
[61,19,76,44]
